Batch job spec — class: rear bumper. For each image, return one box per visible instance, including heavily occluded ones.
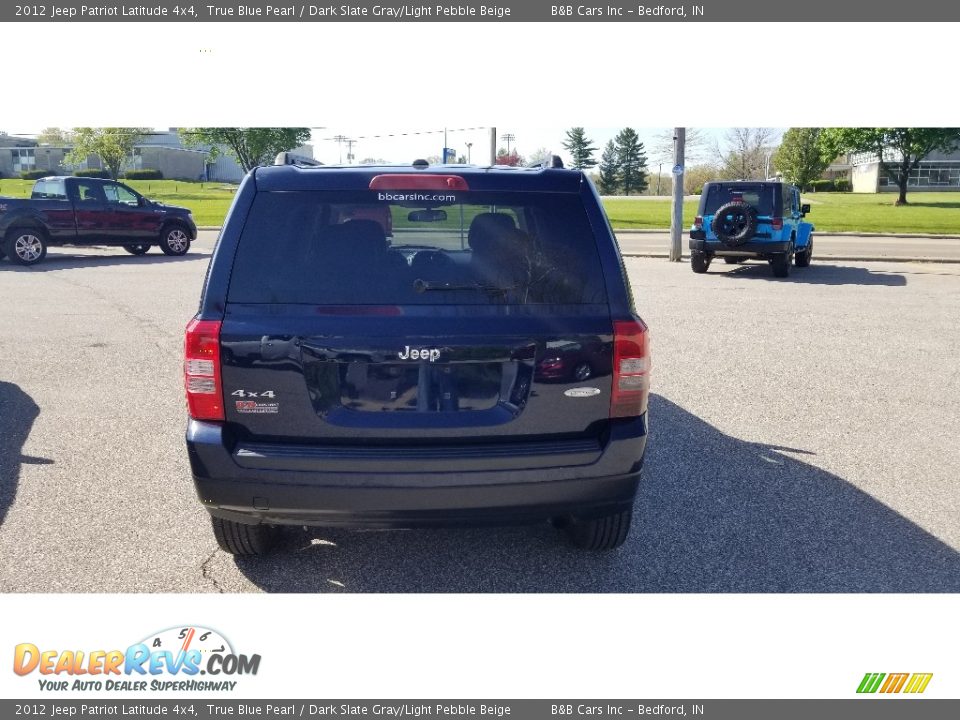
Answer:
[689,235,792,256]
[186,416,647,528]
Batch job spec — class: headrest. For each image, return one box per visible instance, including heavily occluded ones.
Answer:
[468,213,517,254]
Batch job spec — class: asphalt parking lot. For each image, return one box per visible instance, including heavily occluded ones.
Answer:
[1,238,959,592]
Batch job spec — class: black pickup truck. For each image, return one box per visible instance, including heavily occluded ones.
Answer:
[0,176,197,265]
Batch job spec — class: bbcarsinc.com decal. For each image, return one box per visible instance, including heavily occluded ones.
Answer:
[13,626,260,692]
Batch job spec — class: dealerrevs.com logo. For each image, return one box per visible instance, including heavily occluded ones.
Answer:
[13,626,260,692]
[857,672,933,694]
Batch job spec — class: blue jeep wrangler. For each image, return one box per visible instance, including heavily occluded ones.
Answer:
[689,181,813,277]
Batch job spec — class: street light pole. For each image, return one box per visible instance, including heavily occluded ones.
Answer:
[669,128,685,262]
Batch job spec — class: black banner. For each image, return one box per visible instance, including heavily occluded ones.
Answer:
[3,0,955,22]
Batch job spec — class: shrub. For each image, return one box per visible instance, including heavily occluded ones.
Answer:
[73,169,111,179]
[834,179,851,192]
[124,169,163,180]
[20,169,54,180]
[809,179,836,193]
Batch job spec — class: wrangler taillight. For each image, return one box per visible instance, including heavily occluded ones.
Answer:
[771,217,784,230]
[610,319,650,419]
[694,215,704,230]
[184,318,224,421]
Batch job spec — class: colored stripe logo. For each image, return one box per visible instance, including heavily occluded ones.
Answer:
[857,672,933,694]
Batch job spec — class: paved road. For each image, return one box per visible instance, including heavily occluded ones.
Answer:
[1,244,959,592]
[615,231,960,261]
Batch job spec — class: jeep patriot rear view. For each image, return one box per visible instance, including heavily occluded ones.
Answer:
[184,159,650,554]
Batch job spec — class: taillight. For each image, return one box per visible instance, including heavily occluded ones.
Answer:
[694,215,703,230]
[770,217,784,230]
[184,318,224,421]
[610,319,650,419]
[369,174,469,191]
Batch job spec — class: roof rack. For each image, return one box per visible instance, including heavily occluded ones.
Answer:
[274,151,323,167]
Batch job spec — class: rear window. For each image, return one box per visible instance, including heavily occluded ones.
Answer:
[702,185,776,216]
[31,179,67,200]
[227,190,608,306]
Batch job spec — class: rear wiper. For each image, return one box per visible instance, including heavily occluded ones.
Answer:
[413,279,514,294]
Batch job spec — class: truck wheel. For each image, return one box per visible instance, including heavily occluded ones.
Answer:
[691,252,710,274]
[124,244,151,256]
[4,229,48,266]
[573,362,593,381]
[770,253,791,278]
[795,237,813,268]
[211,516,278,556]
[159,226,191,256]
[568,508,633,550]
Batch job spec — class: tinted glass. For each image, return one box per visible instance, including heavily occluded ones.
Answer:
[703,185,776,215]
[227,190,608,306]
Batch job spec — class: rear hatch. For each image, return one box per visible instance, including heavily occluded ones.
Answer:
[218,180,614,454]
[703,183,779,239]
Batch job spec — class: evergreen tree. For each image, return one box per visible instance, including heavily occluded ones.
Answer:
[597,140,620,195]
[562,127,598,169]
[615,127,648,196]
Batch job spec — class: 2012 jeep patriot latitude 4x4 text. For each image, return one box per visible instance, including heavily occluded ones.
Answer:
[185,160,650,554]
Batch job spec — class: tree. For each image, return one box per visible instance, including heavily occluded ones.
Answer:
[653,127,709,164]
[495,147,524,167]
[597,140,620,195]
[683,164,722,195]
[615,127,648,196]
[772,128,834,190]
[562,127,597,169]
[716,128,779,180]
[37,127,72,146]
[822,127,960,205]
[183,127,312,173]
[527,147,553,167]
[65,128,149,180]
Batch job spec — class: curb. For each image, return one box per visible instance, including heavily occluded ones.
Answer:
[621,253,960,264]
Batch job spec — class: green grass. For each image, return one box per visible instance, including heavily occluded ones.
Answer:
[601,192,960,235]
[2,177,957,234]
[0,178,236,227]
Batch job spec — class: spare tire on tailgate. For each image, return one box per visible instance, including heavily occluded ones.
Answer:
[711,201,758,245]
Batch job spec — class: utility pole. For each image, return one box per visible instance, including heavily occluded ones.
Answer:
[332,135,348,164]
[669,128,685,262]
[489,127,496,165]
[500,133,515,155]
[466,142,472,163]
[345,138,356,164]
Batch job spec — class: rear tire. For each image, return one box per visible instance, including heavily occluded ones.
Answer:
[158,225,191,256]
[770,253,791,278]
[4,228,48,266]
[211,516,278,556]
[691,252,710,274]
[124,244,151,255]
[795,237,812,268]
[568,508,633,550]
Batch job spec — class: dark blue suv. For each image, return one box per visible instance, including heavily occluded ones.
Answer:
[689,181,814,277]
[184,160,650,554]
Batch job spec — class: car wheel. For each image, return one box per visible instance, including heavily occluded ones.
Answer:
[124,244,151,256]
[4,229,48,266]
[573,362,592,381]
[795,237,813,268]
[211,516,278,556]
[691,252,710,274]
[159,226,191,256]
[723,256,747,264]
[770,253,791,278]
[568,508,633,551]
